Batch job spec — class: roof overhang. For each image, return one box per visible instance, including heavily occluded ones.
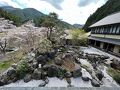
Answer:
[88,36,120,45]
[89,12,120,28]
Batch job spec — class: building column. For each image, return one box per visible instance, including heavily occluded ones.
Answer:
[113,45,120,53]
[100,42,104,49]
[94,41,96,46]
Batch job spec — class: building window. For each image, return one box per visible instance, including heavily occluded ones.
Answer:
[112,26,117,34]
[101,28,104,34]
[116,26,120,34]
[110,27,113,34]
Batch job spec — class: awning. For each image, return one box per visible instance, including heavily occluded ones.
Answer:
[88,36,120,45]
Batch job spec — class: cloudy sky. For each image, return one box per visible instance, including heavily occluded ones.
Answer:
[0,0,108,24]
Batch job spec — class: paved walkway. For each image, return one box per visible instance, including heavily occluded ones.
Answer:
[0,87,120,90]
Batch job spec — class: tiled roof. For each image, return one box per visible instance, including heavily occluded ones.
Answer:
[90,12,120,28]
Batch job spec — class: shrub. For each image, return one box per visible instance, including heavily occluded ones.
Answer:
[38,38,53,53]
[107,68,120,85]
[113,73,120,84]
[16,60,30,79]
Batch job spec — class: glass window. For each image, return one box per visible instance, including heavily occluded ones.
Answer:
[110,27,113,34]
[112,26,117,34]
[104,27,107,34]
[102,27,104,33]
[116,26,120,34]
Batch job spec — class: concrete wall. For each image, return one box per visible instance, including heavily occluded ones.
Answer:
[0,87,120,90]
[100,42,104,49]
[114,45,120,53]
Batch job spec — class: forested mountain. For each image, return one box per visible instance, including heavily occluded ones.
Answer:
[2,6,44,22]
[73,24,84,29]
[0,8,21,26]
[84,0,120,31]
[1,6,75,29]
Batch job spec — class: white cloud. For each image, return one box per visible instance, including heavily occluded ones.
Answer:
[0,0,22,8]
[0,0,107,24]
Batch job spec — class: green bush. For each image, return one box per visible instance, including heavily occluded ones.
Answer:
[107,68,120,85]
[16,60,30,79]
[38,38,53,53]
[113,73,120,85]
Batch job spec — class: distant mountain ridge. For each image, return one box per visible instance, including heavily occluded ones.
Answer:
[84,0,120,31]
[1,6,75,29]
[73,24,84,29]
[1,6,44,22]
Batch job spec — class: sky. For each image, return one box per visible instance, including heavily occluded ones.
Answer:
[0,0,108,24]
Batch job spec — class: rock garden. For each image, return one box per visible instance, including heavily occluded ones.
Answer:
[0,46,120,87]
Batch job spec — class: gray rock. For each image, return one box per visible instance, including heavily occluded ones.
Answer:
[7,68,16,76]
[110,59,120,70]
[65,71,72,78]
[92,63,97,69]
[42,65,50,71]
[91,79,100,87]
[66,78,71,85]
[44,78,49,84]
[39,81,46,87]
[71,68,82,78]
[96,70,104,81]
[82,77,89,81]
[32,61,38,69]
[47,65,59,77]
[0,81,4,86]
[11,63,17,69]
[54,58,63,66]
[32,69,42,80]
[24,74,32,83]
[36,55,47,65]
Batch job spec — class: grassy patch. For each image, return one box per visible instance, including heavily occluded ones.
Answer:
[0,50,24,73]
[69,29,89,39]
[0,32,6,37]
[107,67,120,85]
[0,60,13,73]
[66,29,89,46]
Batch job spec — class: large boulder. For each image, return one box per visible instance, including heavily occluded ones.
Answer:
[66,78,71,85]
[32,69,42,80]
[110,59,120,70]
[91,79,100,87]
[82,77,89,81]
[92,63,97,70]
[24,74,32,83]
[96,70,104,81]
[71,68,82,78]
[36,55,47,66]
[11,63,17,69]
[0,70,17,86]
[42,65,50,71]
[44,78,49,84]
[47,65,59,77]
[0,81,4,86]
[54,58,63,66]
[7,68,16,76]
[46,50,57,59]
[65,71,72,78]
[101,55,109,60]
[39,81,46,87]
[32,61,38,69]
[0,75,8,86]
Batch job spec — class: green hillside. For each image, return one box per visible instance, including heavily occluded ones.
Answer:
[0,8,21,26]
[84,0,120,31]
[1,6,75,29]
